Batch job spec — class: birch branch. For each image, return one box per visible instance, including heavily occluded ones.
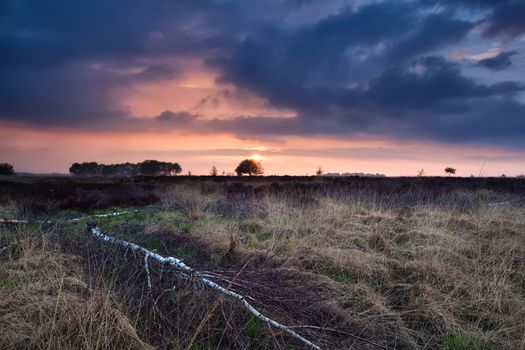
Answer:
[144,253,153,296]
[86,222,322,350]
[0,210,138,225]
[67,210,139,223]
[0,218,32,224]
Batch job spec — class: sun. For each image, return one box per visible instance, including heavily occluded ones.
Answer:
[250,154,263,162]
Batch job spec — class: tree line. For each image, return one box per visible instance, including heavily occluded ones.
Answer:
[69,160,182,176]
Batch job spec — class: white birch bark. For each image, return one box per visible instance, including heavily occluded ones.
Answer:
[86,223,322,350]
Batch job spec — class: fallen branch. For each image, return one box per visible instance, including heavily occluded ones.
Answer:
[0,210,138,225]
[487,201,511,208]
[67,210,139,223]
[0,218,32,225]
[86,222,322,350]
[144,253,153,297]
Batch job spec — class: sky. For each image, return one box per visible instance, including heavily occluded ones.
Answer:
[1,0,524,176]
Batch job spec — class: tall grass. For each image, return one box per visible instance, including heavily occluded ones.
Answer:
[156,182,525,349]
[1,178,524,349]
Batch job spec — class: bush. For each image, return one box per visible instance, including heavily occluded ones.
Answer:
[0,163,15,175]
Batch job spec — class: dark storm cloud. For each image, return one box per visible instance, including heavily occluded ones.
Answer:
[365,56,523,110]
[477,50,519,70]
[431,0,514,8]
[425,0,525,38]
[162,55,524,142]
[385,12,474,63]
[482,1,525,38]
[1,0,525,146]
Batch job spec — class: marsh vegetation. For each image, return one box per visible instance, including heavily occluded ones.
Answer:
[1,176,524,349]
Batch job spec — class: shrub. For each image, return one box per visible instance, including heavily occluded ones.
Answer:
[0,162,15,175]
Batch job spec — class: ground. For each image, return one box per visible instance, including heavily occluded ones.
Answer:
[1,175,524,349]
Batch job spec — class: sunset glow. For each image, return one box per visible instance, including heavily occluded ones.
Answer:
[1,1,524,176]
[250,154,263,162]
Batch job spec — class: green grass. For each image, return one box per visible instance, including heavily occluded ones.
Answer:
[175,245,197,258]
[351,237,367,250]
[180,222,193,234]
[443,330,492,350]
[244,315,267,341]
[325,270,354,285]
[142,240,161,251]
[0,276,24,291]
[393,241,412,258]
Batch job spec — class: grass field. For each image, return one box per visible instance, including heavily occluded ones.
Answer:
[1,175,524,349]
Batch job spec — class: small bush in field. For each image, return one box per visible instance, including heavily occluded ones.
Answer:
[445,167,456,176]
[0,163,15,175]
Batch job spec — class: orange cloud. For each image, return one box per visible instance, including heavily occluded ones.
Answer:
[120,58,295,120]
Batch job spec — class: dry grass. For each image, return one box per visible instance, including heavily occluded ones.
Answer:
[157,183,525,349]
[1,179,524,349]
[0,236,151,350]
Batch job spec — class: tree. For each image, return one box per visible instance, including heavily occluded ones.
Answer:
[70,160,181,176]
[164,162,182,175]
[69,162,82,175]
[0,163,15,175]
[235,159,264,176]
[69,162,100,175]
[315,166,323,176]
[139,160,162,176]
[210,166,218,176]
[444,167,456,176]
[138,160,182,176]
[417,168,425,177]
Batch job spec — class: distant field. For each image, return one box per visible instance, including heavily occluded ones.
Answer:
[1,175,524,349]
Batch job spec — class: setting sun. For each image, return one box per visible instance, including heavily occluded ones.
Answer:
[250,154,263,162]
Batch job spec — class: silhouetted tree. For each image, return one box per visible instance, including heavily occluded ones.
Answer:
[417,168,425,177]
[445,167,456,176]
[235,159,264,176]
[210,166,218,176]
[69,163,82,175]
[138,160,182,176]
[70,160,181,176]
[101,164,117,176]
[69,162,100,175]
[315,166,323,176]
[139,160,162,176]
[0,163,15,175]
